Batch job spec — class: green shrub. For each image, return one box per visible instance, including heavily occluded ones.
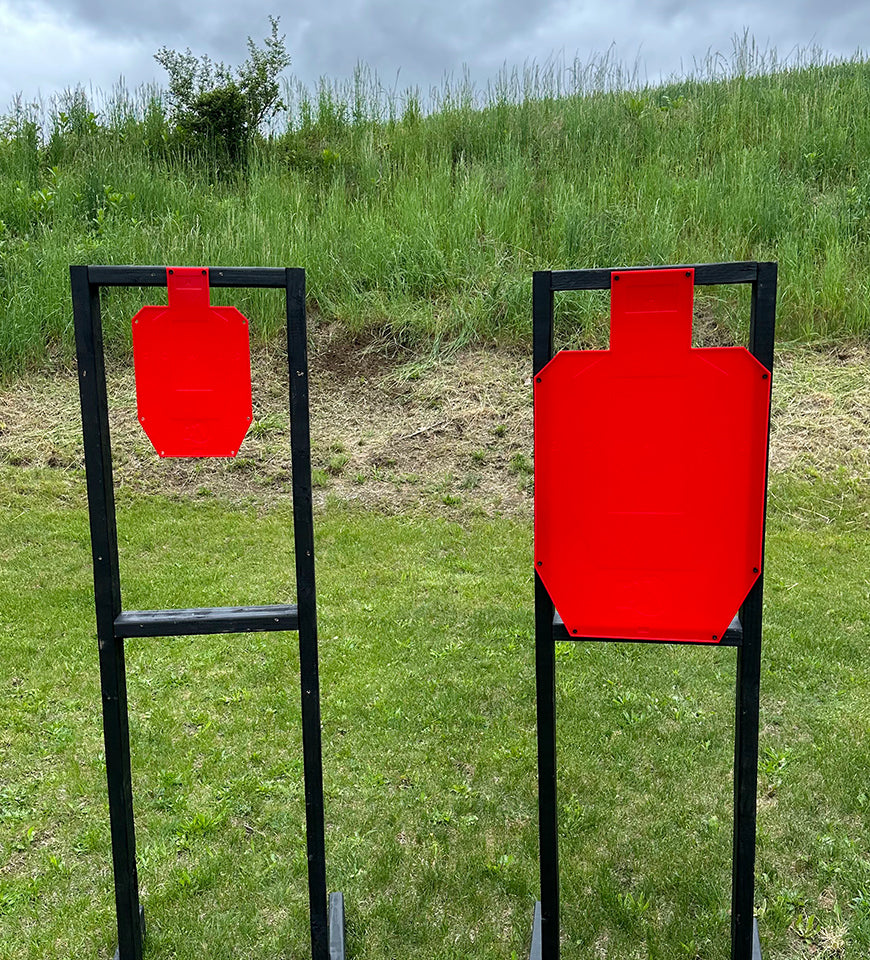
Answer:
[178,84,248,167]
[154,16,290,169]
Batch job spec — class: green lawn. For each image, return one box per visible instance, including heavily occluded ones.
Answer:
[0,466,867,959]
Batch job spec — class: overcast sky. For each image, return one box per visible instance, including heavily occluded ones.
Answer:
[2,0,868,116]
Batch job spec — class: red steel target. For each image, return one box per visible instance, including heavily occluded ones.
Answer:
[533,268,771,643]
[131,267,252,457]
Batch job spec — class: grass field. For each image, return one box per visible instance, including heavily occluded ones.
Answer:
[0,461,867,959]
[1,41,870,377]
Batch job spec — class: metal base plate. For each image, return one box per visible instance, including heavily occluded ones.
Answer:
[529,901,541,960]
[329,891,346,960]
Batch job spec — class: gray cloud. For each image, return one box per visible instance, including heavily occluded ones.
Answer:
[1,0,868,111]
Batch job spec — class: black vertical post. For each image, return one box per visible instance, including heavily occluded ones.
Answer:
[71,266,144,960]
[731,262,776,960]
[286,268,330,960]
[532,271,559,960]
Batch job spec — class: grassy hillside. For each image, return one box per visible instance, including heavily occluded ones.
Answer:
[1,48,869,376]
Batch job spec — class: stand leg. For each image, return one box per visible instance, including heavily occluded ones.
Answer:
[731,586,763,960]
[532,272,558,960]
[113,906,146,960]
[733,260,775,960]
[72,266,143,960]
[534,575,559,960]
[102,637,144,960]
[287,268,333,960]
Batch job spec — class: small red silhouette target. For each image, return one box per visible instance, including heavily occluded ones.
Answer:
[534,268,771,643]
[131,268,252,458]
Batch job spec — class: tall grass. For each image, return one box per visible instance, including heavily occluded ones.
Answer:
[1,37,869,377]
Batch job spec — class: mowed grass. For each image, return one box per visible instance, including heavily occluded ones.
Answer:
[2,44,870,378]
[0,466,868,959]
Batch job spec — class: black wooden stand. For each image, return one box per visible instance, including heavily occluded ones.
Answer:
[72,265,345,960]
[529,261,776,960]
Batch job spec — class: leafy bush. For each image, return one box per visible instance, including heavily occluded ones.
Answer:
[180,84,248,166]
[154,15,290,167]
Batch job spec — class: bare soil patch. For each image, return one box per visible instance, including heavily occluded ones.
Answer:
[768,341,870,479]
[0,335,866,517]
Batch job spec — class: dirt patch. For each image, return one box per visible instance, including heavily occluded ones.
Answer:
[0,332,533,516]
[307,331,534,515]
[768,341,870,479]
[0,335,866,517]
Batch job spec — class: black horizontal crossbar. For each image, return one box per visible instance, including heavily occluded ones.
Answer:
[552,612,743,646]
[114,604,299,638]
[550,261,758,292]
[87,265,288,288]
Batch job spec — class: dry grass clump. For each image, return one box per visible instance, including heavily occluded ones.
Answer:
[769,341,870,481]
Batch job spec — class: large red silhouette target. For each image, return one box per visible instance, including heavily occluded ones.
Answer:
[533,268,771,643]
[131,267,252,458]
